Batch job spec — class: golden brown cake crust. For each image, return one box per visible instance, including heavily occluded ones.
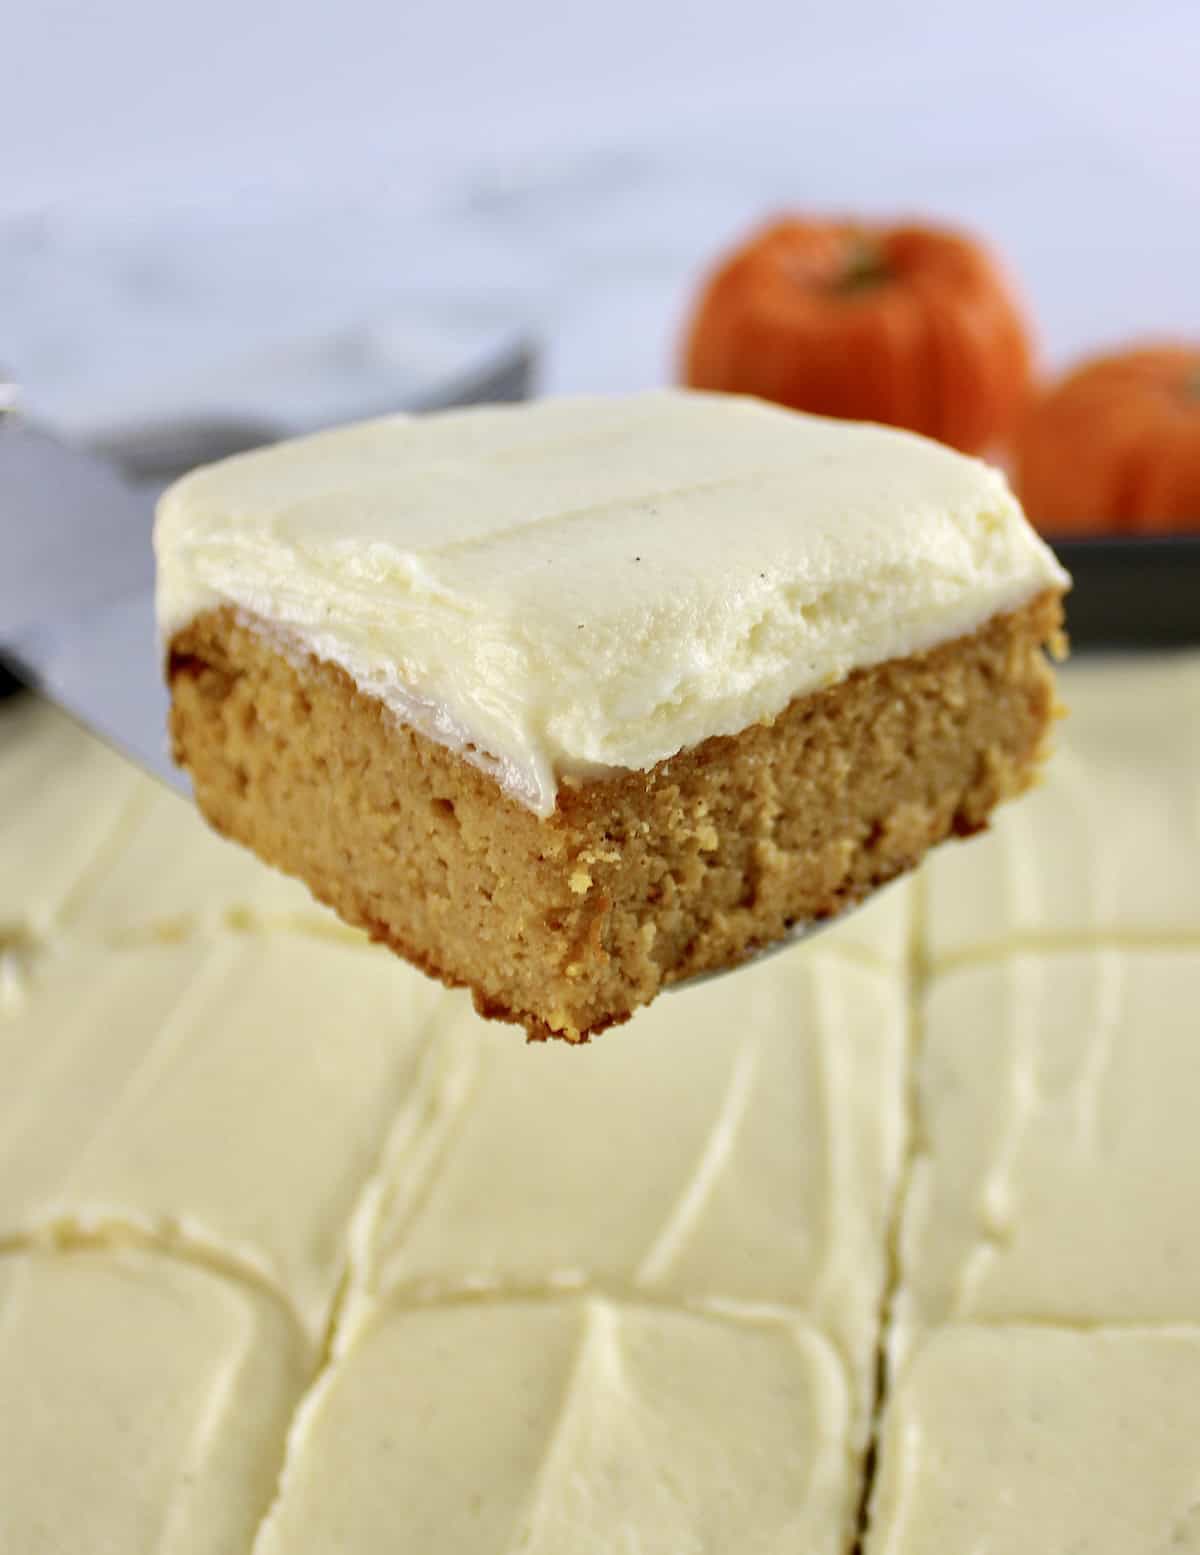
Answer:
[166,591,1064,1041]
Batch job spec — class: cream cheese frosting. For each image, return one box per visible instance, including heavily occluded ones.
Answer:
[866,1326,1200,1555]
[155,390,1067,815]
[893,949,1200,1355]
[359,949,905,1439]
[0,1247,308,1555]
[0,938,449,1340]
[925,654,1200,959]
[0,696,139,940]
[255,1298,856,1555]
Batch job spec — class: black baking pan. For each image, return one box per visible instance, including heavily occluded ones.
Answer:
[1050,536,1200,648]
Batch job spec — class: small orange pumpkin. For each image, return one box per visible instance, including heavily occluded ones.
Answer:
[681,217,1034,454]
[1016,344,1200,533]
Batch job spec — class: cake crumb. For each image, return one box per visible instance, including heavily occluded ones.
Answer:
[167,590,1064,1042]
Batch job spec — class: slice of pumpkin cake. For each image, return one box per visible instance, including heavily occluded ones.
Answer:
[156,390,1067,1039]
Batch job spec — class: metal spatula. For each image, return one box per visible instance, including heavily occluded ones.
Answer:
[0,408,174,784]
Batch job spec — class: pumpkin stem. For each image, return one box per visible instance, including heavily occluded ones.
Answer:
[836,238,889,294]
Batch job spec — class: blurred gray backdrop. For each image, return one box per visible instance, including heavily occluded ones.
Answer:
[4,0,1197,413]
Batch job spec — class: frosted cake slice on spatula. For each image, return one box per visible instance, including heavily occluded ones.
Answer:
[156,389,1068,1040]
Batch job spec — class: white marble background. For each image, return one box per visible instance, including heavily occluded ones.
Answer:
[3,0,1197,430]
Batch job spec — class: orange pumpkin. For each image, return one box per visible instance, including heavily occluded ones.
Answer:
[681,217,1034,454]
[1016,344,1200,534]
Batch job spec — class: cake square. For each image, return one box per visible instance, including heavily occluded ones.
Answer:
[865,1326,1200,1555]
[358,949,906,1435]
[256,1297,858,1555]
[923,654,1200,961]
[894,949,1200,1351]
[0,1247,308,1555]
[156,390,1066,1039]
[0,937,451,1339]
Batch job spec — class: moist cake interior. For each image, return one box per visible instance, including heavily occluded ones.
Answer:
[167,587,1062,1039]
